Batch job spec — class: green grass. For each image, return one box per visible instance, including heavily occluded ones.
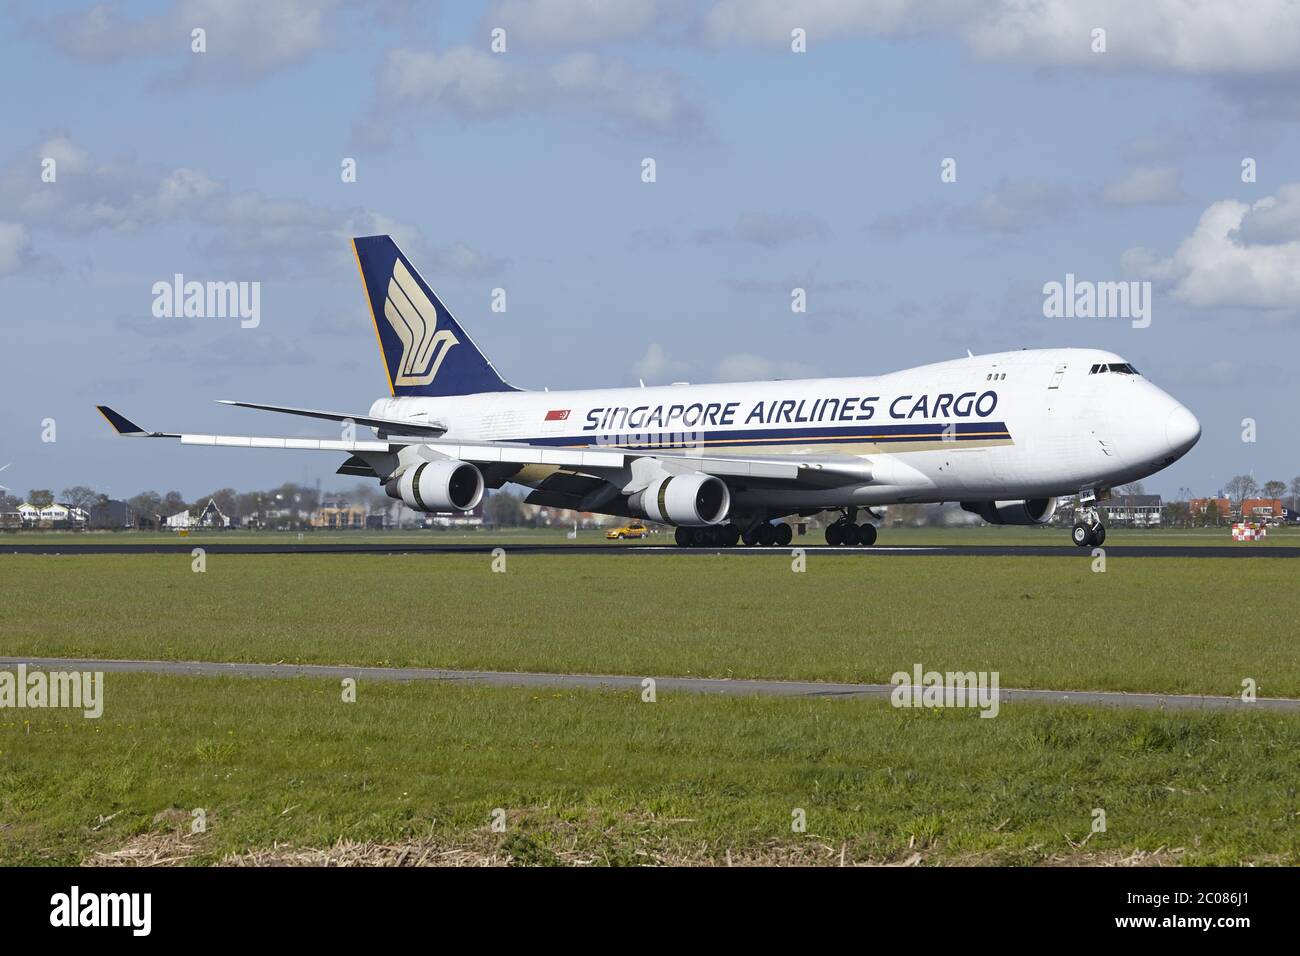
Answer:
[0,527,620,546]
[2,674,1297,866]
[3,524,1296,546]
[1,553,1298,697]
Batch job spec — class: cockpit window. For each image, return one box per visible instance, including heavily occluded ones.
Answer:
[1089,363,1140,375]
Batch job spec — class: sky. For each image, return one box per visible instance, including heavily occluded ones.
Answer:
[2,0,1299,503]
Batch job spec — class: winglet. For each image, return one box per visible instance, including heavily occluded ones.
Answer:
[96,405,148,435]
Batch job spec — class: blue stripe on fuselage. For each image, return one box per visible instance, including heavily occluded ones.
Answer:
[513,420,1012,450]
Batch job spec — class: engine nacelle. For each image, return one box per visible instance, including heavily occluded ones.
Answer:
[961,498,1058,526]
[630,473,730,527]
[385,459,484,512]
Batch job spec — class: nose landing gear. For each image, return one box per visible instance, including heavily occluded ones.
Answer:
[1071,504,1106,548]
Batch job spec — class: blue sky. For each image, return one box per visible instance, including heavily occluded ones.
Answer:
[3,0,1299,502]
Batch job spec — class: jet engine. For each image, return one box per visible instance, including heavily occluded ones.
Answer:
[630,473,730,527]
[385,459,484,512]
[960,498,1058,525]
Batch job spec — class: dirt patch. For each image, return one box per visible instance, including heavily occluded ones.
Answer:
[85,830,206,867]
[82,813,1198,867]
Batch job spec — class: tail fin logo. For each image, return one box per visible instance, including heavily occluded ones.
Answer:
[384,258,460,386]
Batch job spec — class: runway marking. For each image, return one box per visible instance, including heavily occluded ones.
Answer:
[3,656,1296,713]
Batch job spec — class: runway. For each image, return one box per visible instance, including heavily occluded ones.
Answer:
[3,655,1295,712]
[3,541,1297,558]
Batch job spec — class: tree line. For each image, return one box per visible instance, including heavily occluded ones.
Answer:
[1,482,390,527]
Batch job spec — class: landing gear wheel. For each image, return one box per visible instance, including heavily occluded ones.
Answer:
[825,523,843,546]
[722,524,741,547]
[742,527,759,546]
[1071,523,1091,548]
[1093,525,1106,546]
[841,523,861,546]
[757,524,777,547]
[774,523,793,547]
[674,526,692,547]
[858,523,877,546]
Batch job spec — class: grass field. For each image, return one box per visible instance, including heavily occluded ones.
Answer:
[3,524,1297,547]
[3,674,1298,866]
[2,552,1297,697]
[3,547,1298,866]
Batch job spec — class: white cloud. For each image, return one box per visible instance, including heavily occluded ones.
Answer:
[703,0,948,45]
[42,0,356,83]
[703,1,1300,76]
[632,343,689,382]
[1101,165,1186,206]
[695,210,829,248]
[1123,187,1300,311]
[715,353,818,381]
[484,0,670,48]
[1233,183,1300,245]
[0,134,508,279]
[871,181,1074,236]
[0,222,33,274]
[950,180,1075,233]
[371,46,701,139]
[703,0,1300,118]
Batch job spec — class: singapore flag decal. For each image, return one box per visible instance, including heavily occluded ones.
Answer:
[544,409,570,421]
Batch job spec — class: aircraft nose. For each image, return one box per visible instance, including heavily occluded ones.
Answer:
[1165,404,1200,456]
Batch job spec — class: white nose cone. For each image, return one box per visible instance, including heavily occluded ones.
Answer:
[1165,404,1200,456]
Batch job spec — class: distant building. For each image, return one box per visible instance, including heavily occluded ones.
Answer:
[1100,494,1163,526]
[197,498,233,528]
[39,503,88,528]
[425,502,485,528]
[312,501,367,529]
[16,503,40,524]
[89,499,135,529]
[1189,497,1231,520]
[1240,498,1285,522]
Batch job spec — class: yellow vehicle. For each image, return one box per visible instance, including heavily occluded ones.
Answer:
[606,521,648,540]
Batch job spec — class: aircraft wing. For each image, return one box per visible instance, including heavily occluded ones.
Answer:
[95,405,870,487]
[215,399,448,438]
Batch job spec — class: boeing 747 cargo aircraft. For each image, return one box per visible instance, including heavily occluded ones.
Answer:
[98,236,1200,548]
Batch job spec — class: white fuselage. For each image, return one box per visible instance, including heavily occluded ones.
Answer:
[368,348,1199,511]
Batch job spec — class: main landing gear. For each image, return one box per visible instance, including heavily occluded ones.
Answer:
[1071,505,1106,548]
[825,507,877,547]
[673,522,792,547]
